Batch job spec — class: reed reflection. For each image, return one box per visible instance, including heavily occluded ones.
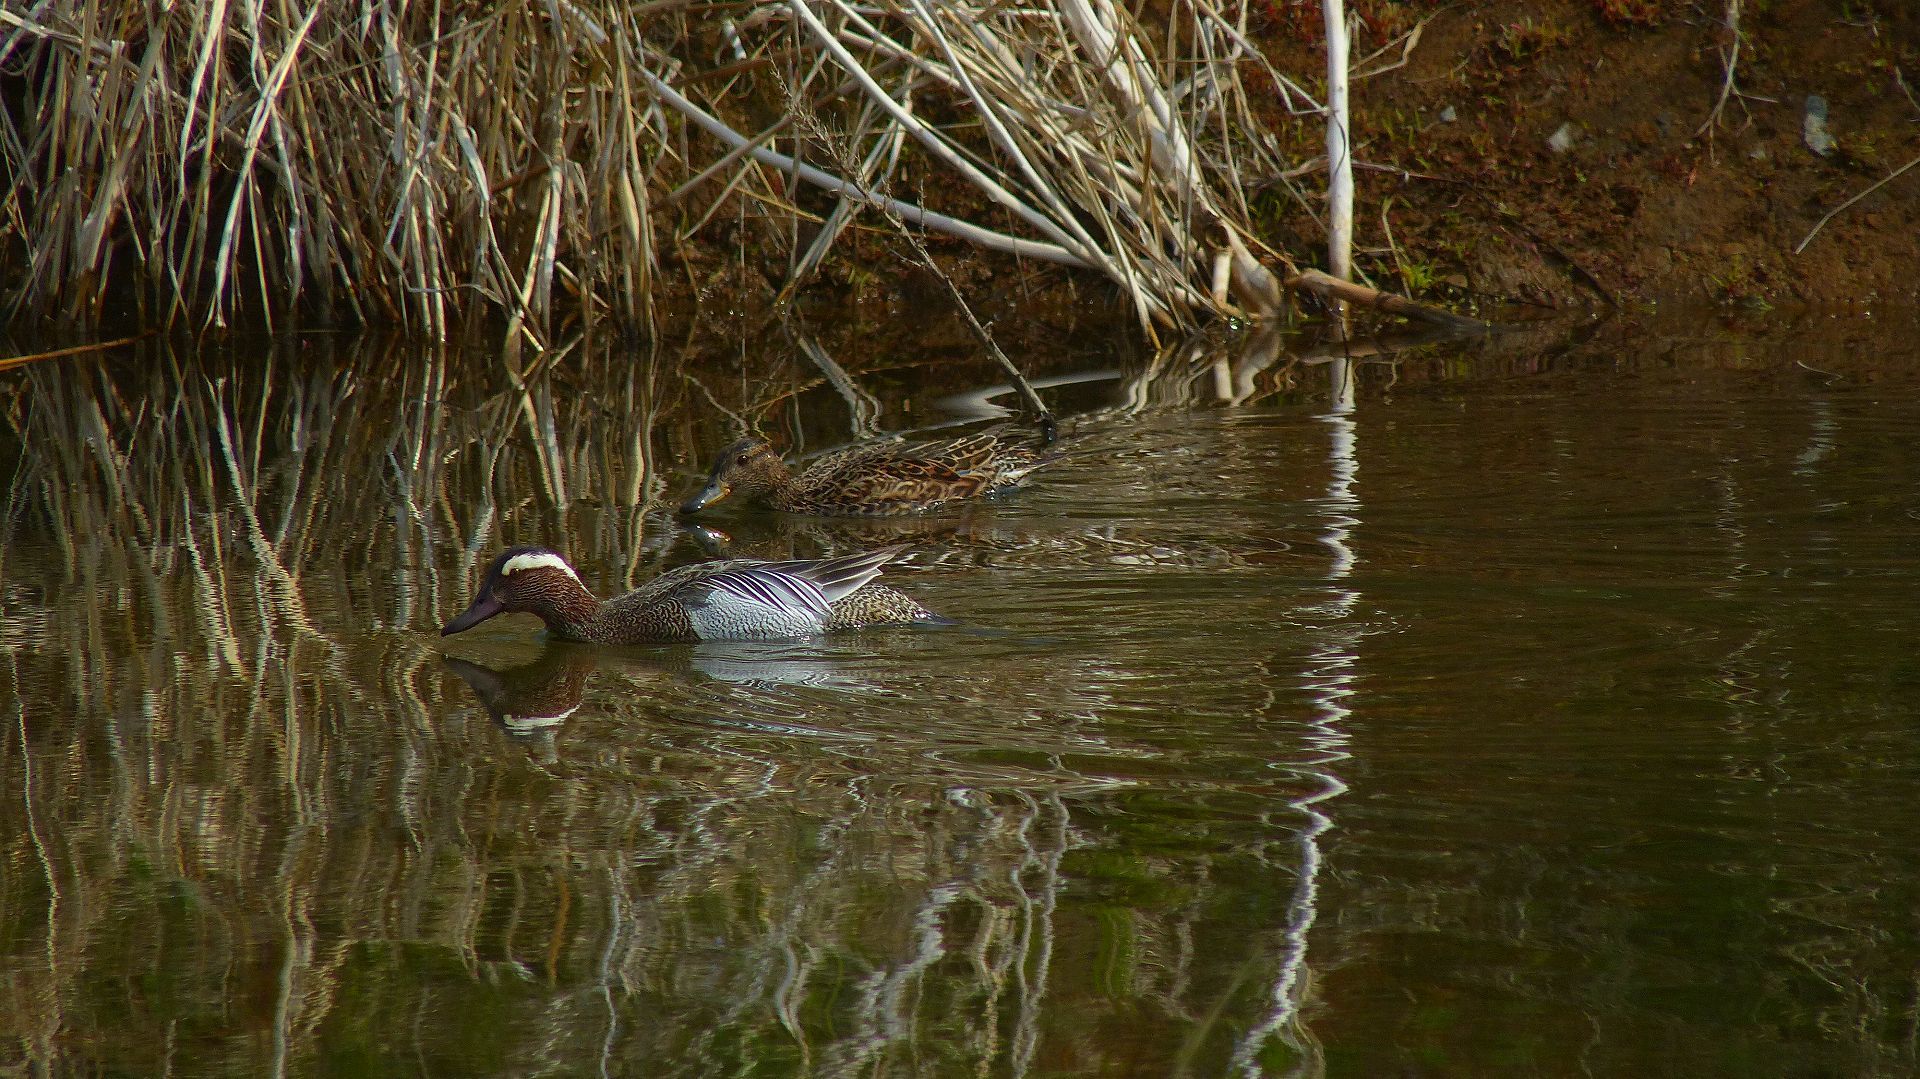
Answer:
[4,328,1349,1075]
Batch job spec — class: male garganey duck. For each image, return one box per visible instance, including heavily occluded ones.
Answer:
[681,431,1051,516]
[440,545,938,643]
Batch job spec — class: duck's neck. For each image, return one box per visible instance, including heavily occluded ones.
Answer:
[753,457,797,505]
[533,583,604,642]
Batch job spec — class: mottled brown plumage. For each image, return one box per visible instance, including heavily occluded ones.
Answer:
[440,545,940,644]
[681,431,1051,516]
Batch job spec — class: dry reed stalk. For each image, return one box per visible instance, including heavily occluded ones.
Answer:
[4,4,676,336]
[745,0,1299,330]
[1322,0,1354,300]
[3,0,1329,337]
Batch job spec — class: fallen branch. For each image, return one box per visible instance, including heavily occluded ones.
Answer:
[0,332,157,372]
[1285,269,1488,330]
[785,0,1104,266]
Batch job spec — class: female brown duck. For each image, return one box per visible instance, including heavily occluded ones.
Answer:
[681,431,1051,516]
[441,545,938,643]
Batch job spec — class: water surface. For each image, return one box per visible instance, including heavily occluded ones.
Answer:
[2,311,1918,1076]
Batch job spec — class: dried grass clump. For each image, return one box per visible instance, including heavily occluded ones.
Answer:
[662,0,1320,332]
[2,2,664,349]
[1,0,1314,339]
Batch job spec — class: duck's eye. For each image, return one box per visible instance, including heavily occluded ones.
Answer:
[735,452,750,466]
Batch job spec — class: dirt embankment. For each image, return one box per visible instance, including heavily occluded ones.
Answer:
[1260,1,1920,312]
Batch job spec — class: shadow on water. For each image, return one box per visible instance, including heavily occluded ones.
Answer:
[2,307,1919,1075]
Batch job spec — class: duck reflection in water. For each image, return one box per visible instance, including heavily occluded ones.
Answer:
[444,649,595,762]
[445,640,902,752]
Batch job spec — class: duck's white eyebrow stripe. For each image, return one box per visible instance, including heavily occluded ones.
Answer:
[501,552,581,584]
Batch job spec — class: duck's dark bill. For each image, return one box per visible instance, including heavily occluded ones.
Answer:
[440,595,505,636]
[679,481,728,514]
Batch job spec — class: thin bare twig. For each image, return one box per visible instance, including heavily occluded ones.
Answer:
[1354,13,1435,80]
[1696,0,1744,139]
[782,85,1058,438]
[1794,153,1920,255]
[1896,67,1920,119]
[908,236,1058,440]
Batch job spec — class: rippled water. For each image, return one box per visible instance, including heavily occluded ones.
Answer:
[3,312,1919,1075]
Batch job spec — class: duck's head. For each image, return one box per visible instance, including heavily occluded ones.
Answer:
[680,437,787,513]
[441,546,590,636]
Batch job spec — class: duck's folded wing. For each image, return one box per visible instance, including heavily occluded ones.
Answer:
[673,566,834,640]
[833,460,984,509]
[671,548,912,640]
[917,432,1005,471]
[700,567,833,615]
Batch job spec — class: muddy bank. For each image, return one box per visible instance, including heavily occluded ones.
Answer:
[667,1,1918,337]
[1258,0,1919,312]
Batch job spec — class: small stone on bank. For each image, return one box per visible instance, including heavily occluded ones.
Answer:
[1803,94,1836,157]
[1547,123,1577,154]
